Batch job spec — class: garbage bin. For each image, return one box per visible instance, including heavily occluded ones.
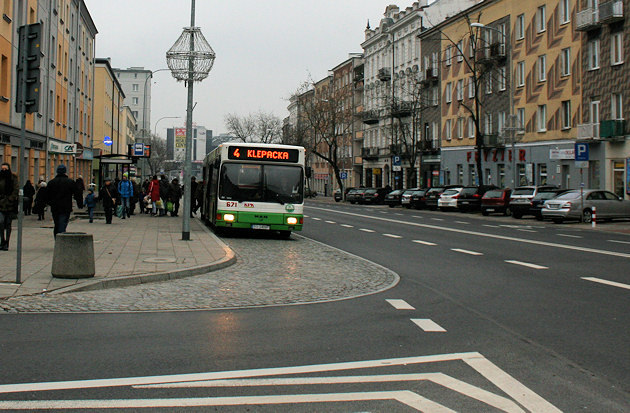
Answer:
[51,232,95,279]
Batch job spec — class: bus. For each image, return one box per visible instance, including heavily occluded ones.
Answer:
[201,142,305,237]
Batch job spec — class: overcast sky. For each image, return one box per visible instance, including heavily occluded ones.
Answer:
[83,0,395,138]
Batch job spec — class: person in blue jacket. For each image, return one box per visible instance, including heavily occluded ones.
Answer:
[117,173,134,219]
[84,188,97,223]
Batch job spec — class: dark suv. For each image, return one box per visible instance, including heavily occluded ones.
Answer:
[457,185,498,212]
[361,188,389,205]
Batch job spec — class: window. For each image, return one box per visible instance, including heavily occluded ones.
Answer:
[611,32,623,65]
[445,119,452,140]
[132,97,139,105]
[485,113,493,135]
[457,40,463,62]
[517,61,525,87]
[432,86,439,106]
[561,100,571,129]
[561,48,571,76]
[498,111,506,135]
[516,14,525,40]
[445,82,452,103]
[486,75,492,94]
[456,79,464,101]
[560,0,570,24]
[612,93,623,119]
[517,108,526,130]
[538,55,546,81]
[132,83,139,92]
[432,121,439,142]
[468,117,475,138]
[537,104,547,131]
[132,110,138,118]
[445,45,452,66]
[537,5,546,33]
[469,36,475,58]
[498,67,506,91]
[457,117,464,139]
[468,77,475,98]
[588,39,600,70]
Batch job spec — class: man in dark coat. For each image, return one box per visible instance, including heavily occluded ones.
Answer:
[98,177,118,224]
[158,175,170,216]
[190,176,198,217]
[169,178,182,217]
[46,164,83,238]
[0,163,19,250]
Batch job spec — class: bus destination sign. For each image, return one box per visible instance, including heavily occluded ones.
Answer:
[228,146,299,163]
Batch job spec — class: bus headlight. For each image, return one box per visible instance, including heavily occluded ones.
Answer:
[224,214,235,222]
[287,217,298,225]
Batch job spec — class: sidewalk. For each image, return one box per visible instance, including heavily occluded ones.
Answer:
[0,212,235,299]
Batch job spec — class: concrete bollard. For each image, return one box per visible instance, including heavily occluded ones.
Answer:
[51,232,96,279]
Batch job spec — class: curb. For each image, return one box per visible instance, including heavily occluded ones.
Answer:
[48,222,237,296]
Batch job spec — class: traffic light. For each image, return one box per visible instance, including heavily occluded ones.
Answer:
[16,22,42,113]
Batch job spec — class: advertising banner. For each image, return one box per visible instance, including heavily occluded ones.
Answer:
[175,128,186,149]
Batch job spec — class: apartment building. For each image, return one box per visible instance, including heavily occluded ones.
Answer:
[0,0,97,182]
[576,0,630,199]
[113,66,152,137]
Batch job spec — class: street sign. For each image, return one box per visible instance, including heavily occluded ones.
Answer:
[575,161,589,169]
[340,172,347,179]
[104,136,113,146]
[133,143,144,157]
[392,156,401,165]
[574,143,589,161]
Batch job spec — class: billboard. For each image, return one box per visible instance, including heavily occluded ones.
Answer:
[175,128,186,149]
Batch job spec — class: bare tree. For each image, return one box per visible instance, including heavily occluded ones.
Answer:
[143,133,168,177]
[224,111,282,144]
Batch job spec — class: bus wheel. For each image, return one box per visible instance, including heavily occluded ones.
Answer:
[278,230,292,239]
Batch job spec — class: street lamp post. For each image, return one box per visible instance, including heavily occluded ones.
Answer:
[167,0,215,241]
[154,116,181,137]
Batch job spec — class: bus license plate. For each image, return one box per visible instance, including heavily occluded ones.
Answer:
[251,224,270,230]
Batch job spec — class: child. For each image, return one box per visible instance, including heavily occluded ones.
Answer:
[84,188,96,223]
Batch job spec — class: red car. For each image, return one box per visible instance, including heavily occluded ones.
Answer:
[481,188,512,216]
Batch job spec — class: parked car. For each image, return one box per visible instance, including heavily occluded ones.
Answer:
[542,189,630,223]
[530,189,568,220]
[425,185,459,210]
[409,189,429,209]
[346,188,362,204]
[457,185,498,212]
[509,185,560,219]
[438,187,464,211]
[401,188,422,209]
[334,187,355,202]
[481,188,512,216]
[361,188,389,205]
[384,189,405,207]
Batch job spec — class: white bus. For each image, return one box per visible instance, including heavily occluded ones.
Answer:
[201,142,305,237]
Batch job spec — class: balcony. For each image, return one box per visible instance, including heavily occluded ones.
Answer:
[361,147,379,160]
[391,101,413,117]
[361,110,380,125]
[377,68,391,82]
[600,119,626,138]
[599,1,624,23]
[421,139,440,152]
[577,123,600,139]
[576,8,600,30]
[483,134,503,147]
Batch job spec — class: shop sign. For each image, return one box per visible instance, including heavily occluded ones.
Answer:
[550,148,574,160]
[314,173,328,180]
[49,140,76,154]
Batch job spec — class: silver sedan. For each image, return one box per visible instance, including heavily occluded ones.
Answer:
[542,189,630,223]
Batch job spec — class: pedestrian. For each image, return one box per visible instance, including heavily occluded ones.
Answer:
[33,181,47,221]
[158,175,170,216]
[190,176,198,216]
[98,177,117,224]
[117,173,133,219]
[0,163,19,251]
[170,178,182,217]
[75,175,85,193]
[195,179,205,217]
[130,177,140,215]
[22,180,35,215]
[45,164,83,238]
[147,175,161,216]
[84,188,96,223]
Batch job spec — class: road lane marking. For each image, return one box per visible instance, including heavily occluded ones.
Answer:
[608,239,630,245]
[311,217,321,221]
[340,224,353,228]
[412,215,424,219]
[395,213,404,216]
[483,224,500,228]
[386,299,415,310]
[325,220,336,224]
[431,218,444,221]
[557,234,582,239]
[517,229,537,233]
[383,234,402,239]
[455,221,470,225]
[303,215,309,218]
[359,229,375,233]
[451,248,483,256]
[412,240,437,246]
[505,260,548,270]
[306,206,630,259]
[582,277,630,290]
[411,319,447,332]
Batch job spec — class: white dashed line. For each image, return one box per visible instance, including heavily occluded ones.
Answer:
[340,224,354,228]
[359,229,375,233]
[608,239,630,245]
[386,299,415,310]
[411,319,447,332]
[303,215,309,218]
[557,234,582,239]
[455,221,470,225]
[431,218,444,221]
[517,229,537,233]
[505,260,548,270]
[582,277,630,290]
[394,213,404,216]
[325,220,337,224]
[412,240,437,246]
[383,234,402,239]
[412,215,424,219]
[312,217,321,221]
[483,224,500,228]
[451,248,483,256]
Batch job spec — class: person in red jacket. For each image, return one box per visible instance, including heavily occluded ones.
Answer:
[147,175,161,216]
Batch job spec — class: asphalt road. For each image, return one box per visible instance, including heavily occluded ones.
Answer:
[0,202,628,411]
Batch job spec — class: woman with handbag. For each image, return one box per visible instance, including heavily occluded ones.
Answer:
[98,177,118,224]
[148,175,161,216]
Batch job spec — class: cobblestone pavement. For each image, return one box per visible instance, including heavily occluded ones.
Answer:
[0,234,398,313]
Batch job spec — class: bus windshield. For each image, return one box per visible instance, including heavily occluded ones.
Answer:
[220,163,303,204]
